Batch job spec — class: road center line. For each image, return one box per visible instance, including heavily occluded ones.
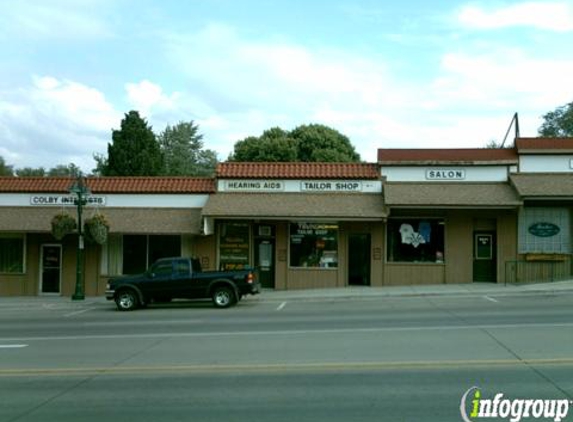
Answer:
[483,296,499,303]
[276,301,287,311]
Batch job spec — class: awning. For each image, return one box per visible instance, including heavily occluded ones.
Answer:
[510,174,573,199]
[0,207,203,234]
[202,193,387,220]
[384,183,522,208]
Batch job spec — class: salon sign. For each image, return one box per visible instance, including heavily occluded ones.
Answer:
[425,169,466,180]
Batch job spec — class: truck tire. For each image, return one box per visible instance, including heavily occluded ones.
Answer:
[115,289,139,311]
[212,286,237,308]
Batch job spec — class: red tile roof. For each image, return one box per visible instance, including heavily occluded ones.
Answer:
[516,137,573,151]
[378,148,517,164]
[217,162,381,179]
[0,177,215,193]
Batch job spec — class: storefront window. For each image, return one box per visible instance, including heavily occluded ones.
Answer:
[387,219,445,263]
[290,223,338,268]
[519,207,571,253]
[219,223,250,270]
[122,235,181,275]
[0,234,25,273]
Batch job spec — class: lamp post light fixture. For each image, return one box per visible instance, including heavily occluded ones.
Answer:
[69,174,90,301]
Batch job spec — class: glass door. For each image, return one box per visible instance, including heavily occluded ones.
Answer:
[41,245,62,294]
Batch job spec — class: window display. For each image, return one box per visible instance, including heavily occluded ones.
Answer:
[290,223,338,268]
[387,219,444,263]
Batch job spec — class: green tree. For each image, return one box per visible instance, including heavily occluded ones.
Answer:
[95,111,163,176]
[231,127,297,162]
[0,156,14,176]
[538,101,573,137]
[15,167,46,177]
[158,121,218,176]
[48,163,81,177]
[292,124,360,162]
[230,124,360,162]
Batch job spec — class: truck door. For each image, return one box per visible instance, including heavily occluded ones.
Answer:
[146,260,174,297]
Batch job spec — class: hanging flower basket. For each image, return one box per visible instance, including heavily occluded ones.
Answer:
[51,213,77,240]
[84,213,109,245]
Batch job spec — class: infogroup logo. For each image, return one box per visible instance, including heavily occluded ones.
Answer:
[460,387,571,422]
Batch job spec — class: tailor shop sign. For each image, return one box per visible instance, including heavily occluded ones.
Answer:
[30,195,106,206]
[300,181,362,192]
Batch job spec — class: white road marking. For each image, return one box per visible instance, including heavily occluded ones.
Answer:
[483,296,499,303]
[63,308,94,318]
[0,344,28,349]
[276,301,287,311]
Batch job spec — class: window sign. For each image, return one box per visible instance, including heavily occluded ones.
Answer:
[519,208,570,253]
[475,235,493,260]
[289,223,338,268]
[219,223,250,271]
[528,222,560,238]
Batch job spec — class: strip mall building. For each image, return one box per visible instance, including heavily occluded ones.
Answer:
[1,137,572,296]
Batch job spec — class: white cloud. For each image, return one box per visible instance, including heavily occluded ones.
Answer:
[125,80,181,119]
[0,76,120,171]
[0,0,114,40]
[458,2,573,31]
[432,50,573,112]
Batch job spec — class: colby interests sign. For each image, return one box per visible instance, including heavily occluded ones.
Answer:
[30,195,106,206]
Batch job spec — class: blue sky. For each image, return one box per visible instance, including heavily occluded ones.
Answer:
[1,0,572,171]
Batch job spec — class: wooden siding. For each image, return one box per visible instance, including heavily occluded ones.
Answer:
[384,263,445,285]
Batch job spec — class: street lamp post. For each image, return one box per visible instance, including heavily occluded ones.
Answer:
[69,174,90,301]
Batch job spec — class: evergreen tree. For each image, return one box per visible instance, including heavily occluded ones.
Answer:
[95,111,163,176]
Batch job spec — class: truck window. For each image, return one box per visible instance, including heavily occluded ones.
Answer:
[191,258,202,273]
[175,260,190,276]
[152,261,172,277]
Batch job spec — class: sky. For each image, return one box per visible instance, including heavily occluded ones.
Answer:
[1,0,573,172]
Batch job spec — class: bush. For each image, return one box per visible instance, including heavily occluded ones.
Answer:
[84,213,109,245]
[51,213,77,240]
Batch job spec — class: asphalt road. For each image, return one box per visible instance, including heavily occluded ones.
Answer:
[1,292,573,422]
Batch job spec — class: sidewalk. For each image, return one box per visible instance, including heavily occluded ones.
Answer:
[2,279,573,305]
[254,279,573,302]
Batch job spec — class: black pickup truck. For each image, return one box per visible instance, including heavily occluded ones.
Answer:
[105,257,260,311]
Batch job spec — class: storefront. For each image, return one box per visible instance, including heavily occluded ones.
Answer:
[0,177,214,296]
[379,148,522,284]
[202,163,386,289]
[507,138,573,282]
[2,137,573,296]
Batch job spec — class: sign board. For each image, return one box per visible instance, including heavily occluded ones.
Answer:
[300,181,362,192]
[528,222,560,237]
[30,195,106,206]
[224,180,284,192]
[425,169,466,181]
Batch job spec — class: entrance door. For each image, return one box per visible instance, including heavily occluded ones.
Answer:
[41,245,62,294]
[348,234,371,286]
[473,232,497,282]
[255,239,275,288]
